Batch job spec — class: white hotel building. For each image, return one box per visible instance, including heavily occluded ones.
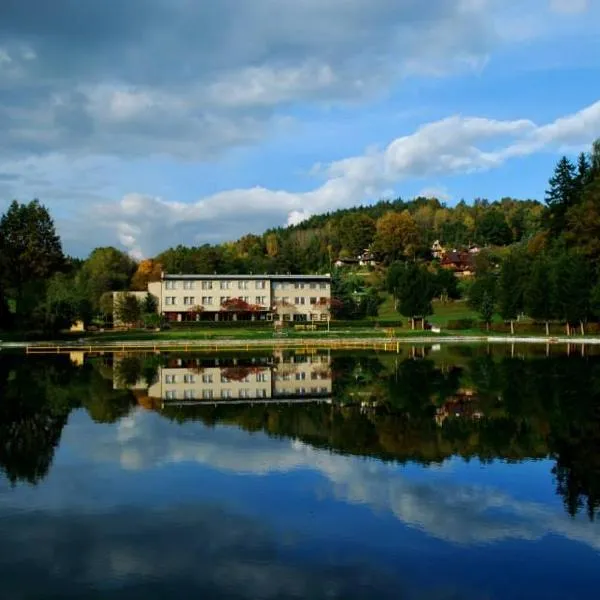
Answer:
[145,273,332,322]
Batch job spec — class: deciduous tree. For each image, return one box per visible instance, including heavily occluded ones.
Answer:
[373,210,420,263]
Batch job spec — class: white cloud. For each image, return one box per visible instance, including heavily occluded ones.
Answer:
[0,0,498,161]
[418,186,451,201]
[35,407,600,552]
[74,99,600,257]
[550,0,589,13]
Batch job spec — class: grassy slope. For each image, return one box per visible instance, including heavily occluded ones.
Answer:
[373,292,489,326]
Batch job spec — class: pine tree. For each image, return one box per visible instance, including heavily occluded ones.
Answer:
[498,252,527,335]
[524,255,554,336]
[479,291,495,331]
[553,251,591,335]
[545,157,577,235]
[394,262,434,329]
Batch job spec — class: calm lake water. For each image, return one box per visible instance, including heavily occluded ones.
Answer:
[1,345,600,599]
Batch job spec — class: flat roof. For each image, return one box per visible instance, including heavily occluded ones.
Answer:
[162,273,331,281]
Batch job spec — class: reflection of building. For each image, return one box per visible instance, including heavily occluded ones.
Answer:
[115,353,333,406]
[434,389,483,426]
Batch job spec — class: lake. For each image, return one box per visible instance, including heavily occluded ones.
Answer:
[1,344,600,599]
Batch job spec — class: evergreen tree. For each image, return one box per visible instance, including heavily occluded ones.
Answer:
[114,293,142,327]
[467,272,497,314]
[553,251,591,335]
[575,152,592,197]
[393,262,434,329]
[524,255,554,336]
[142,293,158,314]
[0,200,65,316]
[479,291,495,331]
[545,157,577,235]
[498,252,528,335]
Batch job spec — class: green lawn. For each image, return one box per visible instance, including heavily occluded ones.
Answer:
[373,292,484,326]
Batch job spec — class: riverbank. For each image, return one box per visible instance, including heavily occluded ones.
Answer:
[4,333,600,354]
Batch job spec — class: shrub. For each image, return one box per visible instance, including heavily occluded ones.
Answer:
[445,318,476,330]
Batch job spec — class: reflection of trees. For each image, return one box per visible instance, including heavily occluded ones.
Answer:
[160,352,600,521]
[0,356,73,485]
[3,349,600,520]
[0,355,139,485]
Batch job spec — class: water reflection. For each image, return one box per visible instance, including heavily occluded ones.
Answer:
[1,345,600,522]
[2,346,600,598]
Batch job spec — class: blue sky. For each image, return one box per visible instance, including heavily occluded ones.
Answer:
[1,0,599,257]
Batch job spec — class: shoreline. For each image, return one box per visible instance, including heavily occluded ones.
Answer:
[4,334,600,353]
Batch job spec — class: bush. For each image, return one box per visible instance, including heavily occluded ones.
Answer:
[445,318,476,330]
[166,320,271,329]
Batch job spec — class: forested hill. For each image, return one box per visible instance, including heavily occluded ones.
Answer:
[155,195,544,276]
[1,138,599,332]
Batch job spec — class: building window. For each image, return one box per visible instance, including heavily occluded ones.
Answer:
[320,387,328,394]
[295,372,306,381]
[165,296,177,305]
[310,297,317,305]
[256,389,267,398]
[165,374,176,384]
[255,296,266,305]
[202,389,214,399]
[294,282,305,289]
[184,389,196,400]
[242,296,250,303]
[220,281,230,289]
[239,389,251,398]
[238,281,249,289]
[310,282,317,289]
[283,314,292,321]
[202,374,213,384]
[256,372,267,382]
[256,280,266,289]
[183,281,194,290]
[202,296,213,305]
[220,296,230,305]
[220,374,230,383]
[165,390,177,400]
[183,296,195,305]
[201,281,212,290]
[221,389,232,399]
[320,282,328,290]
[321,313,328,321]
[294,297,306,305]
[165,281,176,290]
[183,374,195,384]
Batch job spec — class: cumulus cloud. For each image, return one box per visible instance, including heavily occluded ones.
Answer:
[0,0,497,160]
[37,408,600,552]
[78,100,600,257]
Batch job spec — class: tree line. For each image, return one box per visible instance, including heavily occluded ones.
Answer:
[1,139,599,332]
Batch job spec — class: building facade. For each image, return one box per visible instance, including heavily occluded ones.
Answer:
[145,273,331,322]
[113,351,333,405]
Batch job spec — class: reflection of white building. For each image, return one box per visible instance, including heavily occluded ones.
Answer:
[115,353,332,405]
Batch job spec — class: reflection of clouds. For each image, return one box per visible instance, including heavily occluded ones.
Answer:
[0,506,400,600]
[31,409,600,551]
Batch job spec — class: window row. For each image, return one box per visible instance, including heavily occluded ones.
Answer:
[164,296,268,306]
[164,280,267,290]
[275,372,329,381]
[274,296,328,306]
[164,388,270,400]
[165,373,268,384]
[272,282,329,290]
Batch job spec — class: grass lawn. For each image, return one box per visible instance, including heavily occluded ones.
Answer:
[373,292,502,327]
